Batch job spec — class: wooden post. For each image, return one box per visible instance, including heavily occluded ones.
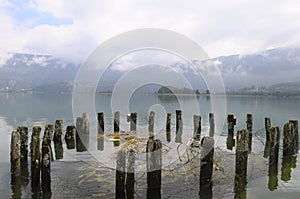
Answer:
[114,111,120,133]
[76,117,86,152]
[65,125,76,149]
[175,110,183,143]
[246,114,253,153]
[97,112,104,151]
[193,115,201,141]
[234,130,248,199]
[200,136,214,199]
[114,111,120,147]
[209,113,215,137]
[147,139,162,199]
[43,124,54,161]
[149,111,155,139]
[126,150,135,199]
[166,113,171,142]
[115,150,126,199]
[127,112,137,132]
[82,113,90,150]
[265,117,271,142]
[17,126,28,163]
[289,120,298,154]
[42,137,51,195]
[227,114,236,150]
[10,131,21,199]
[281,122,297,182]
[31,126,41,197]
[10,131,21,175]
[283,122,294,156]
[268,127,280,191]
[17,126,29,186]
[54,120,63,160]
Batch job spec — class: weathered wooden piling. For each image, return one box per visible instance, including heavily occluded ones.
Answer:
[289,120,299,154]
[281,121,297,182]
[43,124,54,161]
[283,122,294,156]
[54,120,63,160]
[10,131,21,176]
[193,115,201,141]
[209,113,215,137]
[31,126,41,196]
[115,150,126,199]
[17,126,30,186]
[268,127,280,191]
[76,117,86,152]
[82,113,90,150]
[114,111,120,146]
[200,136,214,199]
[97,112,104,151]
[65,125,76,149]
[246,114,253,153]
[126,150,135,199]
[265,117,271,142]
[127,112,137,131]
[175,110,183,143]
[166,113,171,142]
[17,126,28,162]
[147,139,162,199]
[234,129,248,199]
[114,111,120,133]
[148,111,155,139]
[42,137,51,195]
[227,114,236,150]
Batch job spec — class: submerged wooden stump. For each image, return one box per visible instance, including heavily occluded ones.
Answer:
[54,120,63,160]
[115,150,126,199]
[227,114,236,150]
[65,125,76,150]
[42,137,51,195]
[97,112,104,151]
[246,114,253,153]
[200,136,214,199]
[193,115,201,141]
[114,111,120,147]
[126,150,135,199]
[283,122,295,156]
[166,113,171,142]
[127,112,137,132]
[148,111,155,139]
[234,129,248,199]
[10,131,21,176]
[209,113,215,137]
[175,110,183,143]
[44,124,54,161]
[268,127,280,191]
[265,117,271,142]
[10,131,21,199]
[31,126,41,197]
[76,117,86,152]
[289,120,299,154]
[147,139,162,199]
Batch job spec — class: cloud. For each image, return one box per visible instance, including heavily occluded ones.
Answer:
[0,0,300,64]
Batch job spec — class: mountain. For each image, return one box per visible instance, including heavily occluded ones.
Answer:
[0,53,78,91]
[214,47,300,90]
[1,46,300,93]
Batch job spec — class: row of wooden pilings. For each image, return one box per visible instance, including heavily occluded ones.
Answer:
[10,111,299,198]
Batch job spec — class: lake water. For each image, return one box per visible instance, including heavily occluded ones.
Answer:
[0,93,299,198]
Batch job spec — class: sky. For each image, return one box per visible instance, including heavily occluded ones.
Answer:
[1,0,300,64]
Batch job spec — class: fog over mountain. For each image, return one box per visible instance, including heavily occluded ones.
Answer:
[1,46,300,93]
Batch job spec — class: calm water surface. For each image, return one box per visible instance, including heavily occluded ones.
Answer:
[0,93,299,198]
